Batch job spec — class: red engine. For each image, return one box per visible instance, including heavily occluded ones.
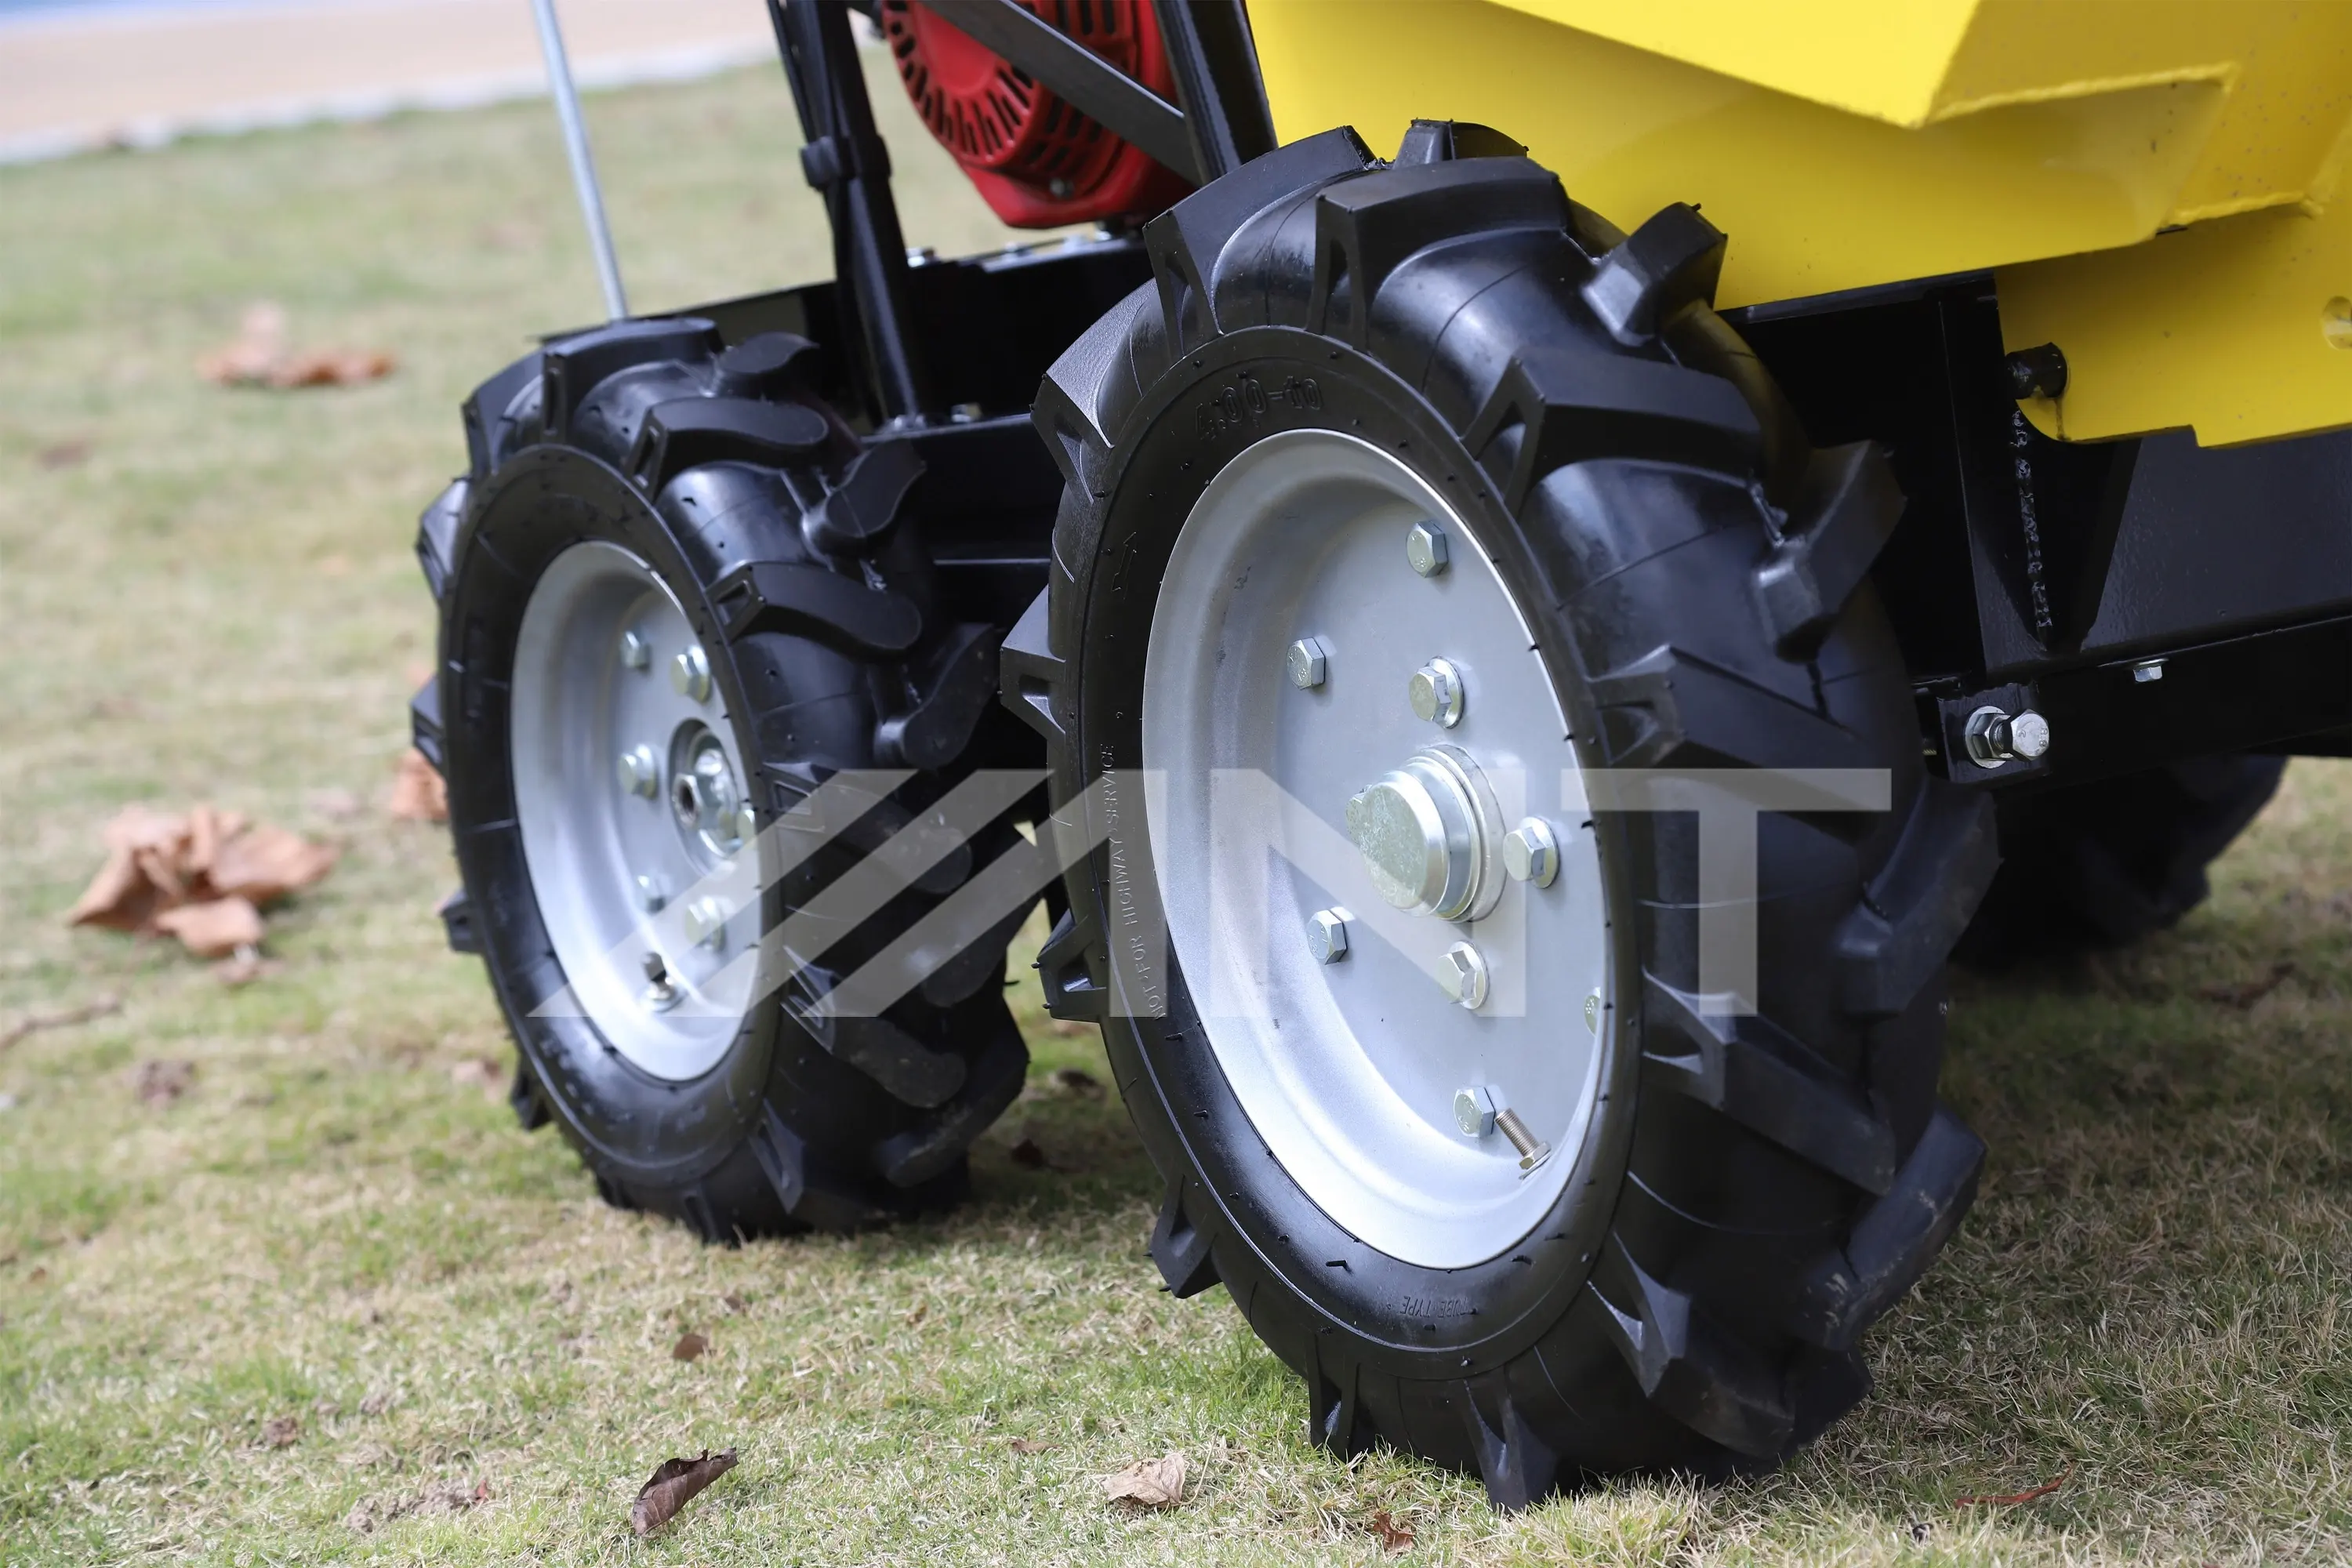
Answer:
[880,0,1194,229]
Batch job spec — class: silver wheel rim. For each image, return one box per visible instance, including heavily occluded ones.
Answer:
[510,542,756,1080]
[1142,430,1612,1269]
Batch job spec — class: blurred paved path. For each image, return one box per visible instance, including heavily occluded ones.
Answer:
[0,0,776,162]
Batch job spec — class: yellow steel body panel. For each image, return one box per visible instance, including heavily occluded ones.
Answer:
[1247,0,2352,445]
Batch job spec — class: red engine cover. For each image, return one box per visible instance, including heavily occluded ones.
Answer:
[880,0,1193,229]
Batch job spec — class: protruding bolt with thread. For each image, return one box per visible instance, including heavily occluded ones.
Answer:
[1503,818,1559,887]
[641,951,680,1011]
[683,896,730,950]
[1287,636,1330,690]
[618,629,652,670]
[1406,521,1449,578]
[1306,907,1350,964]
[671,644,713,702]
[1454,1085,1497,1138]
[618,744,659,798]
[1963,705,2051,768]
[1408,659,1465,728]
[1494,1107,1552,1173]
[1437,941,1488,1009]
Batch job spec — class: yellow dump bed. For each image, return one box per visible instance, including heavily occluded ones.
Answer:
[1248,0,2352,446]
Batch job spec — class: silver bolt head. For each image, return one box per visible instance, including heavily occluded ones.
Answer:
[618,629,652,670]
[1307,907,1350,964]
[1407,659,1465,728]
[2132,658,2166,684]
[2008,709,2051,759]
[641,951,681,1011]
[732,804,757,851]
[1437,941,1489,1009]
[683,896,730,950]
[1287,636,1330,690]
[618,745,659,797]
[1502,818,1560,887]
[1454,1085,1497,1138]
[670,644,713,702]
[635,873,669,913]
[1405,521,1449,577]
[1583,991,1602,1034]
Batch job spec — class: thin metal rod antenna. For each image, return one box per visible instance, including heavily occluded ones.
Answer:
[529,0,628,321]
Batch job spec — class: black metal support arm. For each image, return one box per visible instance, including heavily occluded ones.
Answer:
[770,0,935,426]
[926,0,1200,180]
[1150,0,1277,181]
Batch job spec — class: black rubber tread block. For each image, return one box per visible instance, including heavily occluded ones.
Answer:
[436,887,480,955]
[1582,202,1728,346]
[1392,118,1527,165]
[872,1010,1029,1187]
[508,1058,552,1131]
[915,891,1032,1008]
[1585,645,1866,772]
[1033,284,1158,485]
[716,330,822,397]
[1642,971,1897,1195]
[1751,441,1907,657]
[804,437,925,557]
[629,396,829,495]
[877,622,1004,768]
[997,588,1063,742]
[1461,1370,1563,1510]
[1306,158,1569,347]
[1034,905,1109,1022]
[540,318,719,445]
[1142,125,1375,351]
[1148,1178,1221,1298]
[1466,347,1763,511]
[408,676,444,772]
[1788,1104,1984,1350]
[749,1102,891,1232]
[462,351,543,481]
[1785,1345,1871,1448]
[709,560,923,659]
[1307,1347,1372,1460]
[1589,1243,1795,1457]
[1834,780,1999,1018]
[823,1012,967,1109]
[415,478,466,601]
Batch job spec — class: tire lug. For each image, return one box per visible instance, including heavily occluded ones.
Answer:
[617,745,659,797]
[1437,940,1488,1009]
[1406,520,1449,577]
[1306,907,1350,964]
[1503,818,1559,886]
[671,644,713,703]
[617,628,651,670]
[1408,658,1464,727]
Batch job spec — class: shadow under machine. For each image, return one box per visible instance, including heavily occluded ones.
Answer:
[408,0,2352,1502]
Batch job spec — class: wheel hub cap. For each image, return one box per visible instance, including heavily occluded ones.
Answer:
[1348,746,1501,920]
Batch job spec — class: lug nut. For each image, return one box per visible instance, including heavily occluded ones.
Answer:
[1454,1085,1497,1138]
[1494,1107,1552,1173]
[636,873,670,913]
[1307,907,1350,964]
[1503,818,1559,887]
[671,644,713,702]
[1287,636,1330,690]
[1437,941,1489,1009]
[618,629,652,670]
[618,744,659,797]
[1408,658,1465,728]
[2132,657,2166,684]
[1406,521,1449,577]
[1963,705,2051,767]
[683,896,730,950]
[641,951,680,1011]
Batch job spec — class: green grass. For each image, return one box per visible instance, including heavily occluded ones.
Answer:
[3,60,2350,1566]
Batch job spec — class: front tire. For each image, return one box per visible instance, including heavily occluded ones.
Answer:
[1010,127,2002,1497]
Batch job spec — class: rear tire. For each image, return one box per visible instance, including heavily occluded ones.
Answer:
[414,318,1031,1238]
[1010,127,2000,1497]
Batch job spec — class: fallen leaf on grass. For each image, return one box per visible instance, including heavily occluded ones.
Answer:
[388,749,448,823]
[152,897,264,959]
[359,1391,393,1417]
[133,1059,194,1106]
[1009,1137,1056,1171]
[1052,1067,1102,1096]
[2197,961,2294,1008]
[1007,1437,1056,1455]
[448,1058,505,1101]
[1955,1461,2074,1508]
[1101,1451,1186,1508]
[68,804,335,959]
[672,1331,709,1363]
[722,1291,747,1313]
[36,437,91,470]
[0,994,121,1053]
[1367,1509,1416,1552]
[630,1449,737,1536]
[198,303,394,390]
[903,1301,927,1327]
[261,1414,301,1448]
[343,1479,488,1534]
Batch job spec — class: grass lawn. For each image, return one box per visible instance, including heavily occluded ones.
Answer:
[4,56,2350,1567]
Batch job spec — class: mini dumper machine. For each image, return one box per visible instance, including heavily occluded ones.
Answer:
[411,0,2352,1501]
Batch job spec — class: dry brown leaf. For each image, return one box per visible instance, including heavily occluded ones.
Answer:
[152,897,265,959]
[903,1301,927,1327]
[36,437,91,470]
[1009,1137,1054,1171]
[133,1059,194,1107]
[448,1058,505,1100]
[1102,1451,1187,1508]
[268,349,396,388]
[388,749,448,823]
[630,1449,737,1536]
[209,824,337,905]
[358,1392,393,1417]
[199,303,394,390]
[0,995,121,1054]
[1052,1067,1103,1095]
[1007,1437,1056,1455]
[344,1479,487,1534]
[672,1331,709,1363]
[261,1414,301,1448]
[1369,1509,1416,1552]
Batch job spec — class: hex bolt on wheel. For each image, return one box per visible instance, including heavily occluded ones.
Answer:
[1438,941,1490,1009]
[618,744,659,797]
[1964,704,2052,767]
[617,628,651,670]
[670,643,713,702]
[1287,636,1330,689]
[1405,519,1449,576]
[1407,658,1465,727]
[1493,1106,1552,1174]
[1503,818,1559,886]
[1307,907,1351,963]
[1453,1084,1497,1138]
